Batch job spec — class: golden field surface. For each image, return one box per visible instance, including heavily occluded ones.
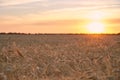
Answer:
[0,34,120,80]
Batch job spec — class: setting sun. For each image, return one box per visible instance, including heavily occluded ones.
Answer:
[86,22,105,33]
[85,11,106,34]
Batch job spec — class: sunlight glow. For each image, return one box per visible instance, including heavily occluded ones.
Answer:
[86,22,105,33]
[88,11,106,20]
[85,11,107,33]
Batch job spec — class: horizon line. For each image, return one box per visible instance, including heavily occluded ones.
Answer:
[0,32,120,35]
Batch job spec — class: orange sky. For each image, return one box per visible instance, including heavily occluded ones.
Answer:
[0,0,120,33]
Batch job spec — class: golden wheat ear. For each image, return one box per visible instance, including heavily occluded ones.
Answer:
[16,49,24,57]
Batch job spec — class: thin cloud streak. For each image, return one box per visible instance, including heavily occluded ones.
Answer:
[0,0,44,6]
[104,19,120,24]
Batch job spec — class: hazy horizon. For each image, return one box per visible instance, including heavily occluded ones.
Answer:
[0,0,120,33]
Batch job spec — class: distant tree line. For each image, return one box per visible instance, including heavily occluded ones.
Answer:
[0,32,28,35]
[118,33,120,35]
[0,32,120,35]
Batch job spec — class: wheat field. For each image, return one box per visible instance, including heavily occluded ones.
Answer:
[0,34,120,80]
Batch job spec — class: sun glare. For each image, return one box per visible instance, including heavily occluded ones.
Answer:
[85,11,107,34]
[86,22,105,33]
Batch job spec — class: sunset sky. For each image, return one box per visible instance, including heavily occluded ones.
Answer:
[0,0,120,33]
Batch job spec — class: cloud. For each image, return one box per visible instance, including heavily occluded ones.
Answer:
[1,0,120,7]
[0,0,120,17]
[0,0,44,6]
[0,14,84,26]
[30,19,84,27]
[104,19,120,24]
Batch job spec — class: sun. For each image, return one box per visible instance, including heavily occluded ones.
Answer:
[86,22,105,33]
[85,11,106,33]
